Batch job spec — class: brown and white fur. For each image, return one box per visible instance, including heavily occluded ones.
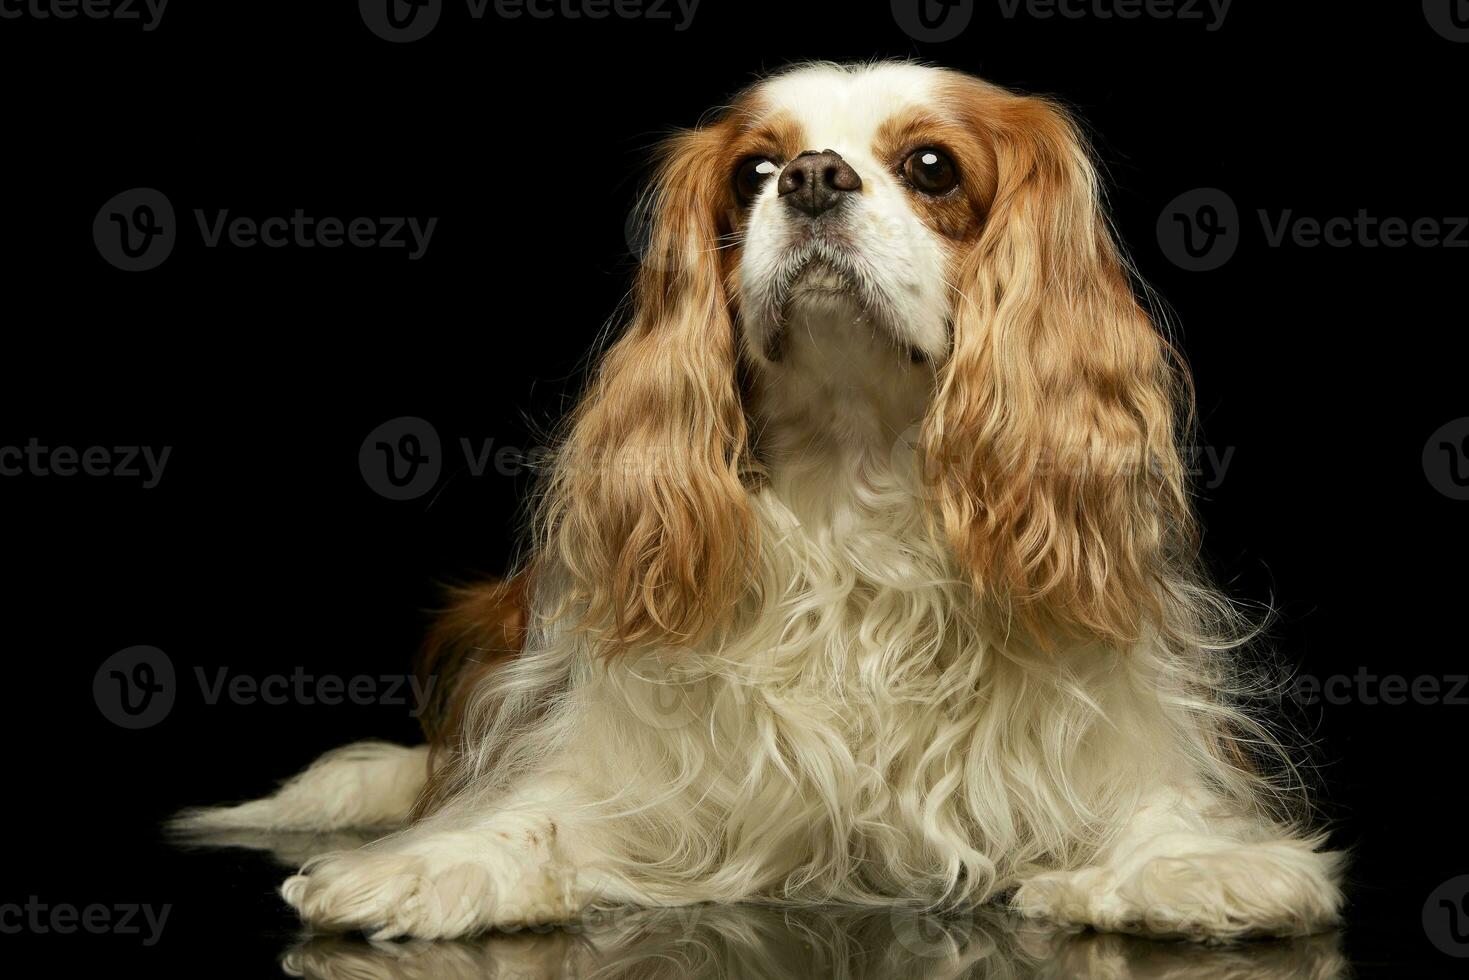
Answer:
[176,62,1343,942]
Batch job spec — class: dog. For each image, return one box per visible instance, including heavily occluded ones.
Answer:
[177,61,1344,942]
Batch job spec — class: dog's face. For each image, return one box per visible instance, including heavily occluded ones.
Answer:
[732,64,968,365]
[544,63,1196,657]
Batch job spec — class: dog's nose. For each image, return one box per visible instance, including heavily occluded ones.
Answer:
[778,149,862,218]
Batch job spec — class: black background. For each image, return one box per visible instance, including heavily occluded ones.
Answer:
[1,1,1465,976]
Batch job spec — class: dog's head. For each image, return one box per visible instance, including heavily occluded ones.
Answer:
[541,62,1194,653]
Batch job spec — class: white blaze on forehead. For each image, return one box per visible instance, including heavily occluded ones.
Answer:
[753,62,939,164]
[736,62,955,369]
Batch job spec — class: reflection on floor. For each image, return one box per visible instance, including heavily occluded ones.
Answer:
[179,829,1348,980]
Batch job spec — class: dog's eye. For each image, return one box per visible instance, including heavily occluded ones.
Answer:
[902,148,959,195]
[734,157,780,205]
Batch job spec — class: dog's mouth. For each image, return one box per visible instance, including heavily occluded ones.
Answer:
[758,252,928,365]
[785,258,859,300]
[760,250,894,361]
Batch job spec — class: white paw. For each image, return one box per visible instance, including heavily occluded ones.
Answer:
[1012,840,1344,941]
[281,828,586,939]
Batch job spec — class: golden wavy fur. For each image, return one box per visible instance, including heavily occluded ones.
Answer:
[534,111,758,653]
[924,80,1194,649]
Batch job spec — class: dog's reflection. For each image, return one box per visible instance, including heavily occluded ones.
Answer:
[178,828,1345,980]
[280,905,1346,980]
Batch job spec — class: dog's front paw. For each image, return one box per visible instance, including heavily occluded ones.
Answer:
[1012,839,1344,942]
[282,841,585,939]
[282,850,499,939]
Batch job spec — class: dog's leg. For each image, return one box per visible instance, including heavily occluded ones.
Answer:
[171,742,430,833]
[1010,785,1344,942]
[280,773,634,939]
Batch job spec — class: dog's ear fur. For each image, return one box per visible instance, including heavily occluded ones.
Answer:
[535,121,758,654]
[923,76,1195,648]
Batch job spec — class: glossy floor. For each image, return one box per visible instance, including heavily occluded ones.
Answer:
[174,829,1351,980]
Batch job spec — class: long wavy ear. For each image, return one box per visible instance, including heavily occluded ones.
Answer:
[923,80,1195,648]
[536,122,756,653]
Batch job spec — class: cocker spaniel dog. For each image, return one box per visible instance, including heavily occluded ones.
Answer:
[179,62,1344,942]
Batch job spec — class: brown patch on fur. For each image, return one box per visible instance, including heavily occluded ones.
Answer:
[409,575,529,820]
[729,110,806,173]
[874,109,990,244]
